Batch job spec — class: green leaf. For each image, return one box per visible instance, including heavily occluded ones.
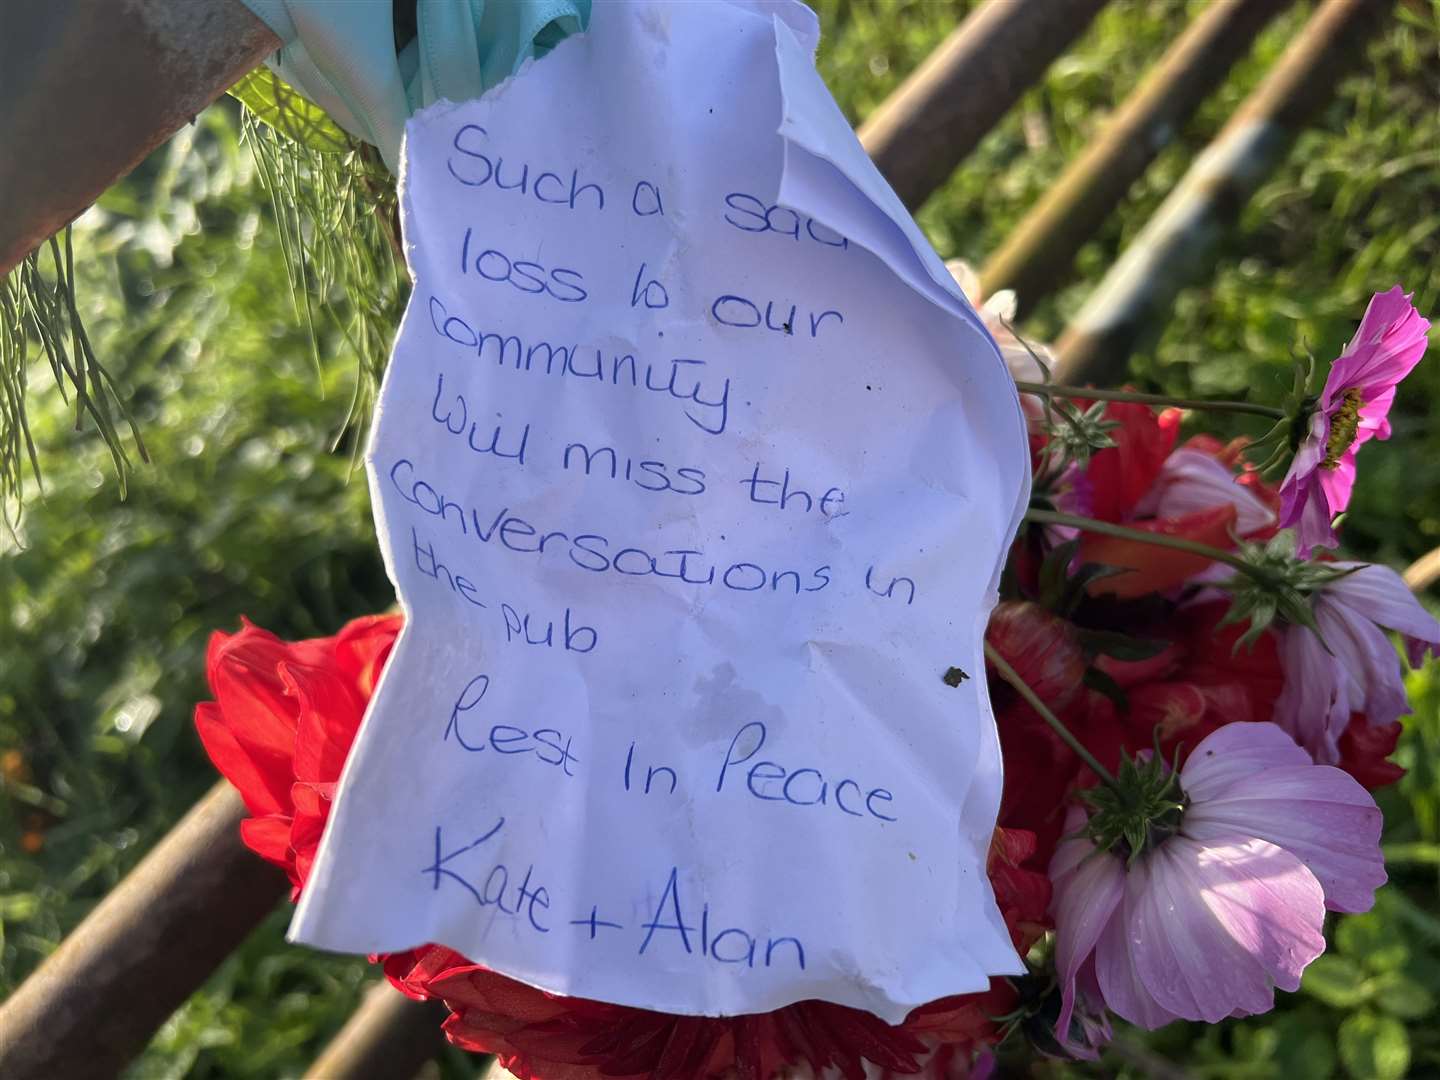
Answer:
[1082,665,1127,709]
[1075,627,1170,662]
[1062,561,1132,603]
[1338,909,1411,973]
[1338,1012,1410,1080]
[228,69,350,153]
[1368,970,1435,1019]
[1303,954,1372,1008]
[1382,841,1440,866]
[1037,538,1080,610]
[0,893,40,921]
[1272,1013,1337,1078]
[1231,1023,1280,1065]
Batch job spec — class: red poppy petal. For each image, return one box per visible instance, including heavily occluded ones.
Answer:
[282,662,367,785]
[333,613,404,698]
[381,945,477,999]
[429,968,573,1024]
[194,702,291,816]
[989,826,1037,868]
[1126,682,1209,744]
[653,1017,723,1080]
[902,984,1012,1045]
[1084,402,1182,521]
[287,781,337,888]
[1338,715,1406,790]
[239,815,294,866]
[207,628,310,779]
[441,1011,523,1058]
[237,816,302,897]
[1082,505,1238,598]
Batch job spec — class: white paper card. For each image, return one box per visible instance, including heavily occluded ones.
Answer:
[291,0,1030,1023]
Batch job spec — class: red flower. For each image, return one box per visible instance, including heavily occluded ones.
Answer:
[1080,602,1288,774]
[1079,504,1238,599]
[1080,402,1182,523]
[986,603,1092,853]
[986,602,1086,715]
[197,617,1024,1077]
[194,614,402,897]
[1337,714,1406,790]
[1168,601,1285,724]
[988,827,1053,954]
[986,595,1294,865]
[1103,601,1285,754]
[420,972,932,1080]
[1061,403,1274,597]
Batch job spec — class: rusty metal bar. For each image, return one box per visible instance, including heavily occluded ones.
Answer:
[0,781,287,1080]
[857,0,1110,211]
[304,980,451,1080]
[0,0,1101,278]
[1053,0,1390,385]
[1404,546,1440,593]
[979,0,1294,313]
[0,0,280,276]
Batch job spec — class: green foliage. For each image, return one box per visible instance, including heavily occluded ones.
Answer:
[4,1,1440,1076]
[239,107,406,457]
[0,104,394,1076]
[1302,892,1440,1033]
[1,231,148,525]
[228,69,350,154]
[1302,956,1372,1009]
[1338,1012,1410,1080]
[129,909,374,1080]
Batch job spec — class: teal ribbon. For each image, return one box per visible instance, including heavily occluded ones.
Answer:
[240,0,591,171]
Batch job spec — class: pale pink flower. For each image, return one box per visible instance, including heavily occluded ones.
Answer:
[1135,447,1276,536]
[947,258,1050,383]
[1275,561,1440,762]
[1279,287,1430,556]
[1050,722,1384,1037]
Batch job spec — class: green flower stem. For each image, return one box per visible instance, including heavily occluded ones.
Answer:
[1383,842,1440,867]
[984,641,1117,787]
[1012,380,1285,421]
[1384,887,1440,945]
[1025,507,1277,585]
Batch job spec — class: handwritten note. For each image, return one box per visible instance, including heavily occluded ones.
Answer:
[290,0,1031,1023]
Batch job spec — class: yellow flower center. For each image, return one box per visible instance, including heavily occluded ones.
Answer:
[1323,387,1365,470]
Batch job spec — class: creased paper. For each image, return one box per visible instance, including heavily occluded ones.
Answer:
[291,0,1031,1023]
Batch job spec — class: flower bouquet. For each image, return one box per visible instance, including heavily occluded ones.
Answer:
[196,286,1434,1077]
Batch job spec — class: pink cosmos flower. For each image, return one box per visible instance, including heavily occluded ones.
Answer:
[1275,561,1440,763]
[1050,722,1384,1037]
[1279,287,1431,556]
[1135,447,1276,537]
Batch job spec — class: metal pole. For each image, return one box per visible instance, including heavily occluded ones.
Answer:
[0,781,287,1080]
[857,0,1110,211]
[303,980,451,1080]
[1404,546,1440,593]
[979,0,1295,313]
[0,0,280,275]
[1053,0,1390,385]
[0,0,1102,280]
